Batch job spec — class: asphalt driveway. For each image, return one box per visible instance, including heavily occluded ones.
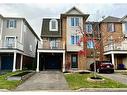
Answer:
[98,73,127,85]
[15,71,69,91]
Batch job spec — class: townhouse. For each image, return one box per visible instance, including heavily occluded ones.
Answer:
[36,7,101,72]
[0,14,39,72]
[101,16,127,69]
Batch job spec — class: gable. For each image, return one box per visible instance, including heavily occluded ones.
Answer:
[65,7,84,15]
[66,9,82,14]
[122,17,127,22]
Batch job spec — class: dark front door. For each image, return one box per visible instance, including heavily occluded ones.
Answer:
[1,56,13,70]
[71,54,78,68]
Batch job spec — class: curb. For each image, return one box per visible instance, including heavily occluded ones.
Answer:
[76,88,127,92]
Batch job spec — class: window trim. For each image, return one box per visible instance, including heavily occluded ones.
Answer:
[85,24,93,33]
[49,19,58,31]
[71,35,80,45]
[87,40,94,49]
[124,23,127,33]
[7,19,17,29]
[107,23,115,32]
[70,17,80,27]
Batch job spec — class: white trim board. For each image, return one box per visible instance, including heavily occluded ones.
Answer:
[104,51,127,55]
[38,49,65,53]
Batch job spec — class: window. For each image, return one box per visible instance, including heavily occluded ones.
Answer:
[124,23,127,33]
[87,40,94,48]
[24,24,27,32]
[85,24,93,33]
[107,23,115,32]
[7,19,17,28]
[29,45,32,51]
[71,35,79,45]
[70,17,79,26]
[49,19,58,31]
[71,18,75,26]
[49,38,58,49]
[5,37,15,47]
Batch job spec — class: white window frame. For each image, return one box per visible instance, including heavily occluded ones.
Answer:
[49,19,58,31]
[108,23,115,32]
[70,17,80,27]
[85,24,93,33]
[29,44,32,51]
[5,36,16,48]
[24,24,27,32]
[7,19,17,29]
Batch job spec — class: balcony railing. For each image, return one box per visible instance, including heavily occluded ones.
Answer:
[38,40,65,50]
[104,41,127,52]
[0,40,23,51]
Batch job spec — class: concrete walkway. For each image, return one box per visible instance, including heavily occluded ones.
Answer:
[98,73,127,85]
[15,71,69,91]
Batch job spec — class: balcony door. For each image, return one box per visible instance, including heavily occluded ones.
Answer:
[49,38,59,49]
[5,37,15,48]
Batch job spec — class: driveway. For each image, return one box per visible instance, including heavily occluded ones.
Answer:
[98,73,127,85]
[15,71,69,91]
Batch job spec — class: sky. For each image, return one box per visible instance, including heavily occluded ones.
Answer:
[0,3,127,38]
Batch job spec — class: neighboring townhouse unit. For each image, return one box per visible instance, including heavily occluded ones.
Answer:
[37,18,65,72]
[0,14,40,72]
[100,16,127,69]
[36,7,101,72]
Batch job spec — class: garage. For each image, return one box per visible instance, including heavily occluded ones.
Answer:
[1,55,13,70]
[40,53,62,70]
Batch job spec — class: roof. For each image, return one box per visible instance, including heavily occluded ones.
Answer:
[101,16,120,22]
[65,6,84,14]
[119,15,127,22]
[41,18,61,38]
[61,6,89,20]
[2,16,40,40]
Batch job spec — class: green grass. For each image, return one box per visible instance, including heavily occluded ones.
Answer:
[64,73,127,90]
[0,71,23,90]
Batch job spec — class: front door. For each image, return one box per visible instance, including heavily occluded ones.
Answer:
[71,54,78,68]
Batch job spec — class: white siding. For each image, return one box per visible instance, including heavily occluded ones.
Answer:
[66,16,83,51]
[22,21,38,57]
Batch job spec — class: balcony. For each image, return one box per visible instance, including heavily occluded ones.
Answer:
[38,40,65,50]
[0,40,23,51]
[104,41,127,52]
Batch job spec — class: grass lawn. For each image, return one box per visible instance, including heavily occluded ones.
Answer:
[0,71,23,90]
[64,73,127,90]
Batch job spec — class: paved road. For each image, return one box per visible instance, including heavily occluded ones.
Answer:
[15,71,69,91]
[98,73,127,85]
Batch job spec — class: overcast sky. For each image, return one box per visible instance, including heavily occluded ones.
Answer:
[0,3,127,37]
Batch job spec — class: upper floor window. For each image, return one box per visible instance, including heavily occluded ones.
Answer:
[70,17,79,26]
[85,24,93,33]
[71,35,79,45]
[7,19,17,28]
[107,23,115,32]
[124,23,127,33]
[24,24,27,32]
[49,19,58,31]
[49,38,59,49]
[87,40,94,49]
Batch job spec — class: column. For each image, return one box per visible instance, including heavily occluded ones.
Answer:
[111,53,115,65]
[62,52,65,72]
[36,52,39,72]
[12,52,17,72]
[20,54,23,70]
